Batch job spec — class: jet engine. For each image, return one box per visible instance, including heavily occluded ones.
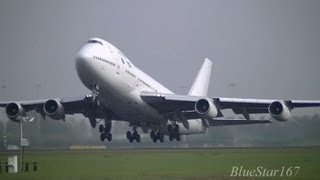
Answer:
[43,99,65,120]
[5,103,25,122]
[195,98,218,119]
[268,101,291,121]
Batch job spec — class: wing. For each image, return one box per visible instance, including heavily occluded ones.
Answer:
[0,95,119,122]
[140,91,320,121]
[216,98,320,117]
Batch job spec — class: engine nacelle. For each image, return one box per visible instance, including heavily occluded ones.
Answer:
[43,99,65,120]
[195,98,218,119]
[268,101,291,122]
[5,103,26,122]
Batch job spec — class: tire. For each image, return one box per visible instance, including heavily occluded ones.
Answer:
[150,131,155,139]
[133,131,138,137]
[107,133,112,142]
[176,134,181,141]
[169,134,173,141]
[100,133,105,142]
[129,137,134,143]
[157,131,164,143]
[105,123,111,132]
[136,134,141,143]
[167,125,173,133]
[126,131,131,139]
[152,137,157,143]
[157,131,161,139]
[159,135,164,143]
[99,125,104,133]
[174,124,179,132]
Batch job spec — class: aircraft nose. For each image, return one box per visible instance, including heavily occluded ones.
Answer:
[76,45,95,66]
[75,47,93,73]
[75,46,98,89]
[76,47,91,62]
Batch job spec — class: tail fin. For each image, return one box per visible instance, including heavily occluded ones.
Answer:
[188,58,213,96]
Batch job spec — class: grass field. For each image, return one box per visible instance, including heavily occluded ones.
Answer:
[0,147,319,180]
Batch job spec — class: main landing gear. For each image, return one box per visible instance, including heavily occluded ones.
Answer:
[150,130,164,143]
[126,131,141,143]
[126,125,141,143]
[99,121,112,142]
[168,124,181,141]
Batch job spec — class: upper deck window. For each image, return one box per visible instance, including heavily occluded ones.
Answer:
[121,57,125,64]
[87,40,103,46]
[127,61,132,68]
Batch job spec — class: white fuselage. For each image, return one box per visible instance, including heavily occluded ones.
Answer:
[75,38,206,135]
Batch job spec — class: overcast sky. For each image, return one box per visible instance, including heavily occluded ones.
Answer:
[0,0,319,103]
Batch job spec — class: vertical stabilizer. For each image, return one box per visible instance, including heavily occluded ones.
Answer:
[188,58,212,96]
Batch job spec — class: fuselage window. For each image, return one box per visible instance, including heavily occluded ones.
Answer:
[127,61,132,68]
[125,70,136,78]
[93,56,115,67]
[121,57,125,64]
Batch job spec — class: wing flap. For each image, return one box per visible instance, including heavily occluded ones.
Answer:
[140,91,198,113]
[287,100,320,108]
[209,118,271,126]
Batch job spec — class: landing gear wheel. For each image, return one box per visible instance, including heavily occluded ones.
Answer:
[133,131,138,137]
[169,134,174,141]
[136,134,141,143]
[150,131,155,139]
[105,122,111,132]
[129,137,134,143]
[157,131,164,143]
[126,131,131,139]
[168,125,173,133]
[159,134,164,143]
[106,133,112,142]
[132,131,140,142]
[99,124,104,133]
[176,134,181,141]
[127,129,141,143]
[153,137,157,143]
[174,124,179,132]
[100,133,105,142]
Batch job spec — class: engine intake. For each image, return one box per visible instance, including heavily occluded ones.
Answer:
[268,101,291,122]
[5,103,25,122]
[195,99,218,119]
[43,99,65,120]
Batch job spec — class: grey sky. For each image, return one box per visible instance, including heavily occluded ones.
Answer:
[0,0,319,104]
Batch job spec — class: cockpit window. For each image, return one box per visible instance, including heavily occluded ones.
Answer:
[87,40,103,46]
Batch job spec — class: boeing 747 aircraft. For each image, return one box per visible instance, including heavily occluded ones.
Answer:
[1,38,320,143]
